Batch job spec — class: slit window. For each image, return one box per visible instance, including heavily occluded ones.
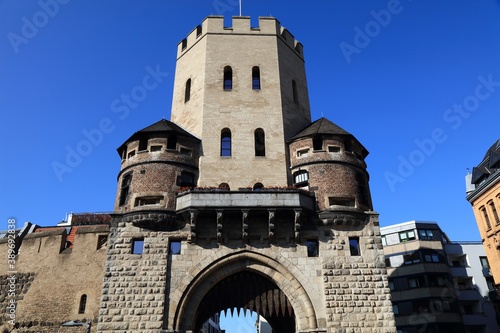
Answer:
[78,294,87,314]
[121,146,128,160]
[328,146,340,153]
[224,66,232,90]
[181,38,187,50]
[252,66,261,90]
[132,238,144,254]
[221,128,231,156]
[349,237,360,256]
[297,148,309,157]
[254,128,265,156]
[306,239,319,257]
[196,25,202,37]
[119,173,132,206]
[185,78,191,102]
[328,197,355,207]
[292,80,298,104]
[150,145,162,152]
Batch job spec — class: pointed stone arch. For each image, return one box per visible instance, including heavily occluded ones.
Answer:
[172,250,319,333]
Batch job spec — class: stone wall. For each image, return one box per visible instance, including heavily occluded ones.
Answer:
[0,225,108,333]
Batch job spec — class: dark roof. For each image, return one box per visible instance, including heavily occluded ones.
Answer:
[471,138,500,184]
[290,117,351,140]
[117,119,199,154]
[134,119,198,138]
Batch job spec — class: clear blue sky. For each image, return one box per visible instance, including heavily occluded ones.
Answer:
[1,0,500,328]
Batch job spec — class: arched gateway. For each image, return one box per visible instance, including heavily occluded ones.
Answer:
[174,251,317,333]
[97,16,395,333]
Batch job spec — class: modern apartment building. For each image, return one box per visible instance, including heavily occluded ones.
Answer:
[381,221,499,333]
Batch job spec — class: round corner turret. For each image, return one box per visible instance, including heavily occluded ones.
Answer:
[288,118,372,213]
[114,119,200,213]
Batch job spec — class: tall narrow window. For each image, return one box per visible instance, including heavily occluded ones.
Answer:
[221,128,231,156]
[254,128,265,156]
[196,25,202,37]
[78,294,87,314]
[167,135,177,150]
[306,240,318,257]
[488,200,500,225]
[313,136,323,151]
[224,66,232,90]
[138,137,148,151]
[292,80,298,104]
[481,206,492,230]
[119,173,132,206]
[252,66,261,90]
[185,78,191,102]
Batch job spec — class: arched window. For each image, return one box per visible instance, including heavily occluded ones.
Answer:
[184,78,191,102]
[221,128,232,156]
[223,66,232,90]
[292,80,298,104]
[293,170,309,186]
[119,173,132,206]
[252,66,261,90]
[253,183,264,191]
[219,183,230,191]
[480,206,491,230]
[78,294,87,314]
[254,128,265,156]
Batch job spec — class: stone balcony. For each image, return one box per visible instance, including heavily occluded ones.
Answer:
[175,189,316,212]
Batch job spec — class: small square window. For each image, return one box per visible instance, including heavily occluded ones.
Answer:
[170,240,181,255]
[306,240,318,257]
[132,239,144,254]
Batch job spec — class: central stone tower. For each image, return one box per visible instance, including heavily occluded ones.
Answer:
[98,16,395,333]
[170,16,310,188]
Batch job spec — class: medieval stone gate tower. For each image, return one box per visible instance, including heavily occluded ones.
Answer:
[98,16,395,333]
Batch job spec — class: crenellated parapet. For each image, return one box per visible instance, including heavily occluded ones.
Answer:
[177,16,303,60]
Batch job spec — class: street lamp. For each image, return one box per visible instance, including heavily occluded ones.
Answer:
[60,320,91,333]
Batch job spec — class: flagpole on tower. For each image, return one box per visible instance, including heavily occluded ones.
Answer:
[239,0,242,16]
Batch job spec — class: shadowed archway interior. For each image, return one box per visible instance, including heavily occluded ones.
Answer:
[195,271,295,333]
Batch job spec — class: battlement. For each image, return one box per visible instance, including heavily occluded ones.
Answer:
[177,16,303,59]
